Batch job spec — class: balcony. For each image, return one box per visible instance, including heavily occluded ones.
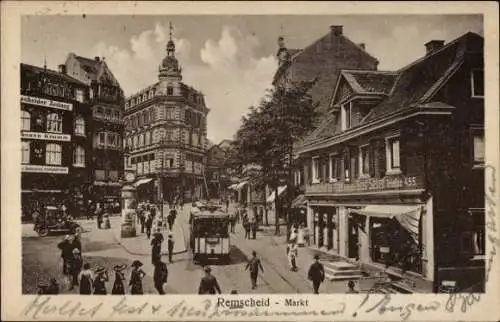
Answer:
[305,175,423,196]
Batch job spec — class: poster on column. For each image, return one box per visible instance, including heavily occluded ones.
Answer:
[2,2,499,322]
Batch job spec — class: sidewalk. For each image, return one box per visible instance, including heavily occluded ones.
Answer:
[231,223,350,293]
[110,215,187,256]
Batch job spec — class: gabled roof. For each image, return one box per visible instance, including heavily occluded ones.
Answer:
[298,32,483,153]
[363,32,482,122]
[73,54,121,87]
[21,63,86,86]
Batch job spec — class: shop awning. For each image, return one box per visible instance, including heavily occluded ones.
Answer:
[134,178,153,187]
[291,194,307,208]
[228,183,238,190]
[352,204,422,243]
[234,181,248,191]
[267,185,287,203]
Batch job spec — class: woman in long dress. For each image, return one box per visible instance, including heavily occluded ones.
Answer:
[129,260,146,295]
[78,263,94,295]
[111,264,127,295]
[93,267,109,295]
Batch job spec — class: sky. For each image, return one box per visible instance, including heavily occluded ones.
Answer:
[21,15,483,143]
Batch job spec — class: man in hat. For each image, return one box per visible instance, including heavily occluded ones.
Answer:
[69,248,83,290]
[153,261,168,294]
[308,254,325,294]
[151,231,164,265]
[58,235,73,275]
[198,266,222,294]
[145,212,153,239]
[167,209,176,230]
[245,251,264,290]
[167,233,175,263]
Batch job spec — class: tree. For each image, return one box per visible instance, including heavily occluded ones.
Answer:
[233,79,319,236]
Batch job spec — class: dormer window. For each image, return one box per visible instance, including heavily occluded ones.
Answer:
[341,102,352,130]
[471,69,484,98]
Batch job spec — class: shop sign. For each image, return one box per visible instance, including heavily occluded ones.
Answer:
[308,175,420,194]
[21,131,71,142]
[21,95,73,111]
[22,165,68,174]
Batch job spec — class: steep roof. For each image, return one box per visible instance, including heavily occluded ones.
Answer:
[299,32,483,152]
[21,63,86,86]
[73,55,121,87]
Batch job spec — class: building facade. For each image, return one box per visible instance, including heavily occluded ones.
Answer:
[270,25,380,226]
[65,54,125,205]
[297,33,485,292]
[21,63,92,218]
[206,140,234,200]
[123,25,209,203]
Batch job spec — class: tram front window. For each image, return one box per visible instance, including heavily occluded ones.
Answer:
[194,219,229,238]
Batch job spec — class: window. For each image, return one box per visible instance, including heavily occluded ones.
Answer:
[108,133,118,147]
[312,157,320,183]
[22,141,30,164]
[139,133,144,147]
[128,138,132,149]
[166,108,175,120]
[329,154,341,182]
[149,108,155,122]
[145,131,151,145]
[73,145,85,167]
[124,118,130,129]
[167,86,174,96]
[98,132,106,145]
[359,145,370,176]
[131,115,137,128]
[74,116,85,136]
[21,110,31,131]
[47,113,62,133]
[471,69,484,97]
[133,135,138,148]
[113,110,120,120]
[341,102,352,130]
[45,143,62,165]
[198,133,202,145]
[473,134,485,165]
[386,136,401,173]
[75,89,84,103]
[143,111,149,124]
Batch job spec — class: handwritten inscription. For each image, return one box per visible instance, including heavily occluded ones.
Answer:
[445,293,481,313]
[485,165,499,284]
[21,296,103,320]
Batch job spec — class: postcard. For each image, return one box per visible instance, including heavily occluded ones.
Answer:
[1,1,499,321]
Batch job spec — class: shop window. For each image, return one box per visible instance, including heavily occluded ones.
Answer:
[341,102,352,131]
[47,113,62,133]
[74,116,85,136]
[386,136,400,173]
[75,89,84,103]
[359,145,370,176]
[473,134,485,166]
[22,141,30,164]
[312,156,320,183]
[45,143,62,165]
[73,145,85,167]
[471,69,484,98]
[21,110,31,131]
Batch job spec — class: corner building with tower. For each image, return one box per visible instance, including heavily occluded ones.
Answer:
[123,24,209,203]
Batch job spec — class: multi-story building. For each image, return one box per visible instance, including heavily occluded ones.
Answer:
[267,25,380,225]
[65,54,125,205]
[123,24,209,203]
[206,140,235,199]
[21,63,92,218]
[297,32,485,292]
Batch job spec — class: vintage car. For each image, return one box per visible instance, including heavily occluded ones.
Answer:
[34,206,82,237]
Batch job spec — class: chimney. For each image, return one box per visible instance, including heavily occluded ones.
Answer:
[425,40,444,55]
[58,64,66,74]
[330,25,343,36]
[358,43,365,50]
[94,56,100,62]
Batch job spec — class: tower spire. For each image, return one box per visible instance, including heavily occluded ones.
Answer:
[169,21,173,41]
[166,21,176,56]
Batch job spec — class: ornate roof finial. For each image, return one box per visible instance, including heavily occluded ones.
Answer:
[169,21,173,41]
[166,21,176,56]
[278,24,286,49]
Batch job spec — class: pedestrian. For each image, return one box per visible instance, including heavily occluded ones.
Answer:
[47,278,59,294]
[153,261,168,294]
[243,216,250,239]
[288,243,299,271]
[308,254,325,294]
[72,232,82,254]
[111,264,127,295]
[78,263,94,295]
[129,260,146,295]
[229,214,236,233]
[346,280,359,293]
[87,202,94,220]
[92,266,109,295]
[58,235,73,275]
[225,199,229,212]
[167,233,175,263]
[198,266,222,294]
[167,209,176,230]
[151,231,164,265]
[250,216,257,239]
[103,214,111,229]
[139,210,145,234]
[145,213,153,239]
[245,251,264,290]
[69,248,83,290]
[95,203,103,229]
